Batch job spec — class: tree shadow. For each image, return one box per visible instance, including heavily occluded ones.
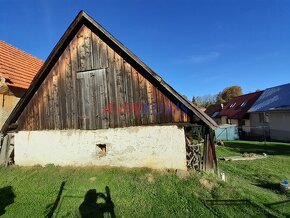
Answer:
[202,199,277,217]
[224,141,290,156]
[264,200,290,217]
[44,181,66,218]
[79,186,116,218]
[256,182,281,191]
[0,186,16,216]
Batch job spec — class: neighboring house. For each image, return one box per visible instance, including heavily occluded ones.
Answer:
[205,104,224,125]
[218,91,263,134]
[0,11,217,171]
[0,41,43,128]
[248,83,290,142]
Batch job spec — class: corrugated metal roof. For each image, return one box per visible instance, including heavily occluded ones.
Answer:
[0,40,43,89]
[248,83,290,113]
[219,91,263,119]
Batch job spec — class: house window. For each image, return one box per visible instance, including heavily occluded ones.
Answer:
[240,100,248,107]
[265,113,269,123]
[259,112,269,123]
[239,119,245,126]
[229,103,236,108]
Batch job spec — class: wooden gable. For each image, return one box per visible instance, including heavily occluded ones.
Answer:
[17,26,190,130]
[2,11,217,132]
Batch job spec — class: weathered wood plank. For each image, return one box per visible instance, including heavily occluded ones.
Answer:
[42,78,49,129]
[138,73,149,125]
[37,87,43,130]
[69,35,79,129]
[131,68,141,125]
[115,53,126,127]
[32,92,38,130]
[156,88,164,123]
[78,26,93,71]
[124,62,134,126]
[90,72,98,129]
[146,80,157,124]
[98,69,108,129]
[163,95,172,123]
[99,38,108,69]
[52,65,60,129]
[47,73,54,129]
[92,33,101,69]
[106,46,117,128]
[58,55,66,129]
[94,70,101,129]
[76,76,85,129]
[84,73,92,129]
[0,135,9,166]
[171,102,181,123]
[63,49,72,129]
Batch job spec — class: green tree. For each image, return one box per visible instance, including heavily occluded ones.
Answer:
[192,96,196,104]
[216,86,243,103]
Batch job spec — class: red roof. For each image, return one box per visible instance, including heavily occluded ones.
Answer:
[205,104,223,117]
[219,91,263,119]
[0,40,43,89]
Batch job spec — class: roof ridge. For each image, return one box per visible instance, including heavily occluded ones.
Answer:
[226,91,263,102]
[264,82,290,90]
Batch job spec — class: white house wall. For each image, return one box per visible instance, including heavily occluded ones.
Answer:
[0,94,20,128]
[269,111,290,142]
[14,125,187,170]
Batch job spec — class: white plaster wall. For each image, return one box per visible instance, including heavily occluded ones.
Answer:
[242,120,251,133]
[229,119,239,125]
[221,116,227,125]
[249,113,268,136]
[269,111,290,142]
[14,125,187,170]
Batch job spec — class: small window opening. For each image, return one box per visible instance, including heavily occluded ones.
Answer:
[241,100,248,107]
[229,103,236,108]
[96,144,107,157]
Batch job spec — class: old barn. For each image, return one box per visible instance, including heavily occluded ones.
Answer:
[0,11,217,171]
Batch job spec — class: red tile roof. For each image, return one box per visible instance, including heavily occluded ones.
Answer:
[219,91,263,119]
[205,104,223,117]
[0,40,43,89]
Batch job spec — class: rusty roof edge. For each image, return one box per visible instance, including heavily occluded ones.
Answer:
[1,10,217,133]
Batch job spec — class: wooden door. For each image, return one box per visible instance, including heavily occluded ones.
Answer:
[76,69,109,130]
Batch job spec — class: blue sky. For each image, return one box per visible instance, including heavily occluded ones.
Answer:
[1,0,290,99]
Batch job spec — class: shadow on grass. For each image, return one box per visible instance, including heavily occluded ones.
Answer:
[79,186,116,218]
[202,199,277,218]
[0,186,16,216]
[45,181,66,218]
[256,182,281,191]
[264,200,290,217]
[224,141,290,156]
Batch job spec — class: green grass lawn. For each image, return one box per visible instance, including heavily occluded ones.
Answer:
[0,140,289,217]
